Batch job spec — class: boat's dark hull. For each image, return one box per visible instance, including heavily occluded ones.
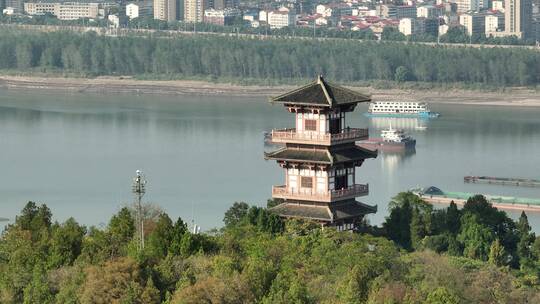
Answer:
[358,138,416,152]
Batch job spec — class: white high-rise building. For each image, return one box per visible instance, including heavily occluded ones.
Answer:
[126,2,152,20]
[455,0,483,13]
[184,0,204,22]
[505,0,533,38]
[154,0,176,22]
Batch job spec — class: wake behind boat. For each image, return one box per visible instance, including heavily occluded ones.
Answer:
[365,101,440,118]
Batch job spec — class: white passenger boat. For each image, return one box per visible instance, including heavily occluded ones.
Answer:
[365,101,440,118]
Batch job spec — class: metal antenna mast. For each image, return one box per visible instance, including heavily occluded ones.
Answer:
[132,170,146,250]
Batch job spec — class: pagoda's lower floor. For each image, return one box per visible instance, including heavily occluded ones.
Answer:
[269,199,377,231]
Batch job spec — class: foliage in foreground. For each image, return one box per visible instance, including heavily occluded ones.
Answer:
[0,30,539,87]
[1,195,540,303]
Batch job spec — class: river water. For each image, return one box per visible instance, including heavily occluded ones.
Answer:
[1,90,540,231]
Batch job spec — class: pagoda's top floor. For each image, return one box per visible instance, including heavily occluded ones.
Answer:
[270,75,371,111]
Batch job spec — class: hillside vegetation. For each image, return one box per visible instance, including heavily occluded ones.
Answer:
[0,31,539,87]
[1,193,540,303]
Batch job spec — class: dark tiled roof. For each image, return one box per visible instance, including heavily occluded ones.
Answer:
[331,146,377,163]
[330,200,377,220]
[270,203,332,221]
[269,200,376,222]
[265,148,331,164]
[270,76,371,107]
[265,146,376,164]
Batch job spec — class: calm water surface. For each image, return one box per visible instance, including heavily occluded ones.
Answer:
[1,90,540,231]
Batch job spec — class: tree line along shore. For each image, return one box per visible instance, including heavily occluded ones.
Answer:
[1,192,540,303]
[0,30,539,89]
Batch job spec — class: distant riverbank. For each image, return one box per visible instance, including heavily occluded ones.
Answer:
[1,75,540,107]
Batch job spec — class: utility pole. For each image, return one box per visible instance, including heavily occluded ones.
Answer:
[132,170,146,250]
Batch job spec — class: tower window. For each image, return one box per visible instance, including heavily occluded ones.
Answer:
[301,176,313,188]
[304,119,317,131]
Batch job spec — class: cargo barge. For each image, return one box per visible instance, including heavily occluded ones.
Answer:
[413,186,540,213]
[357,127,416,152]
[464,176,540,188]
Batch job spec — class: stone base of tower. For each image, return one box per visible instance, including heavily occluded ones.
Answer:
[269,199,376,231]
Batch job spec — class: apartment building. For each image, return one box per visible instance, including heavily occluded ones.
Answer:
[459,12,486,36]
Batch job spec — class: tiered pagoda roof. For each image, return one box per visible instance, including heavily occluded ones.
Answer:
[270,75,371,107]
[270,200,377,222]
[265,146,376,164]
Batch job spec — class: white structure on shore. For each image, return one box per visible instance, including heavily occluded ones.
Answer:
[24,1,113,20]
[126,2,153,20]
[267,7,295,29]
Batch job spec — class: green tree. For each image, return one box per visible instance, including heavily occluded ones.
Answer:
[15,201,52,239]
[337,264,375,303]
[79,226,110,263]
[516,211,534,263]
[531,236,540,260]
[54,266,85,304]
[381,27,406,41]
[384,192,431,250]
[261,272,313,304]
[223,202,249,227]
[425,287,459,304]
[394,66,411,82]
[179,233,196,257]
[48,217,86,268]
[440,27,470,43]
[146,213,174,259]
[15,41,34,69]
[458,213,494,261]
[169,217,188,255]
[445,202,461,235]
[424,233,452,253]
[462,195,519,265]
[140,277,161,304]
[488,239,506,267]
[108,207,135,257]
[79,258,143,304]
[410,207,429,249]
[384,200,412,250]
[266,198,283,209]
[22,264,53,304]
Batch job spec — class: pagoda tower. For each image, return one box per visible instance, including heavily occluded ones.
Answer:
[265,76,377,231]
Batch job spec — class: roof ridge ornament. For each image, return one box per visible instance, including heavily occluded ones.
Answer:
[318,75,334,106]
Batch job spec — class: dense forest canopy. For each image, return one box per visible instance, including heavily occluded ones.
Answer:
[0,30,539,87]
[1,193,540,303]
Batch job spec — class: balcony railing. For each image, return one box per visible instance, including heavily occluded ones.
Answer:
[272,184,369,202]
[271,128,368,145]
